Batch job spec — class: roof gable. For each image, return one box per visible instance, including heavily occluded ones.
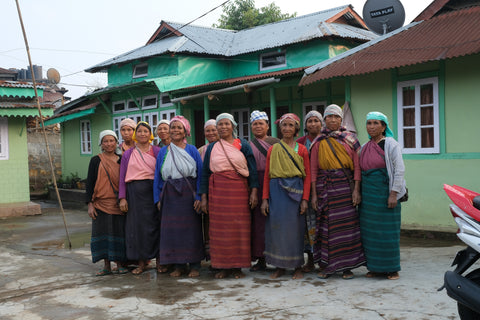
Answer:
[146,21,186,44]
[413,0,478,22]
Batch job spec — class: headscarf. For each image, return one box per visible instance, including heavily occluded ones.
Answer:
[98,130,118,146]
[250,110,269,123]
[274,113,300,125]
[170,115,191,137]
[204,119,216,129]
[156,119,170,127]
[304,110,323,132]
[366,111,394,138]
[216,113,238,139]
[120,118,136,130]
[324,104,343,118]
[132,121,154,143]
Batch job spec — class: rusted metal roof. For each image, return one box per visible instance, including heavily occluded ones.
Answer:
[300,6,480,86]
[0,101,54,109]
[182,66,307,92]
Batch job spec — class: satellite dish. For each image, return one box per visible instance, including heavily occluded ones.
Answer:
[46,68,61,84]
[363,0,405,35]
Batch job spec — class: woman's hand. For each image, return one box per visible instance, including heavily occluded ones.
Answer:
[119,198,128,213]
[352,180,361,206]
[156,201,162,212]
[311,185,318,212]
[261,199,269,216]
[300,199,308,215]
[200,194,208,214]
[388,191,398,208]
[249,188,258,209]
[193,199,201,213]
[88,202,97,220]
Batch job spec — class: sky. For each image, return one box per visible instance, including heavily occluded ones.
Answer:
[1,0,433,100]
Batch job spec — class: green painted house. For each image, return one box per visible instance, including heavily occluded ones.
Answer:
[0,80,53,216]
[300,0,480,231]
[45,5,375,181]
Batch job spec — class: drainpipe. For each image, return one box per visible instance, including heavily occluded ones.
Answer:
[270,88,277,138]
[203,96,210,144]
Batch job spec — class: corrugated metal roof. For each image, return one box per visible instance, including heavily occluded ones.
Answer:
[87,6,376,72]
[0,80,45,89]
[0,101,54,109]
[300,6,480,86]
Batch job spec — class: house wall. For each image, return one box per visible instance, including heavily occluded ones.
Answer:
[0,117,30,204]
[345,54,480,231]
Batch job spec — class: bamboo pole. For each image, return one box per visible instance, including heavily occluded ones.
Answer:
[15,0,72,249]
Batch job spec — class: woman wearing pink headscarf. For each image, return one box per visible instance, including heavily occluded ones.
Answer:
[153,116,204,277]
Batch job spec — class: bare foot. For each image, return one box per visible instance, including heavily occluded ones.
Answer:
[387,272,400,280]
[270,268,285,279]
[292,268,303,279]
[250,258,267,272]
[132,266,144,275]
[301,262,315,273]
[188,269,200,278]
[215,269,231,279]
[170,268,184,277]
[157,265,169,273]
[232,268,245,279]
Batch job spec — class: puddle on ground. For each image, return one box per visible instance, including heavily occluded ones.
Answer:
[31,231,91,250]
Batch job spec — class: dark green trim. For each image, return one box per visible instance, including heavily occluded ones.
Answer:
[43,108,96,126]
[396,71,440,82]
[403,153,480,160]
[345,78,351,104]
[270,88,277,137]
[97,97,110,113]
[438,61,446,154]
[391,69,398,139]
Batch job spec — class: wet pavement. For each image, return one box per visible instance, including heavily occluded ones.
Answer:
[0,201,464,319]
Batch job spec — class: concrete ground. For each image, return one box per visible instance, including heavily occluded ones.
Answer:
[0,201,464,320]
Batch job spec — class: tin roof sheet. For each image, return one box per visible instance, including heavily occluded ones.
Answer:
[87,6,376,72]
[300,6,480,86]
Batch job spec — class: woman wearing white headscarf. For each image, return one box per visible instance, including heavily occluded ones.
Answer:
[86,130,126,276]
[199,113,259,279]
[359,112,406,280]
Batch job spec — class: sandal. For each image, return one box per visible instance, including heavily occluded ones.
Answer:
[157,265,170,273]
[232,269,245,279]
[317,271,330,279]
[215,269,232,279]
[366,271,382,278]
[342,270,354,280]
[250,261,267,272]
[387,272,400,280]
[117,267,129,274]
[96,269,112,276]
[132,267,144,275]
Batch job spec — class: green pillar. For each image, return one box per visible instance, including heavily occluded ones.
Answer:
[204,96,210,144]
[270,88,277,137]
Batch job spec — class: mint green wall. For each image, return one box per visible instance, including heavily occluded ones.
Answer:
[0,117,30,203]
[61,109,112,180]
[338,55,480,231]
[108,56,178,86]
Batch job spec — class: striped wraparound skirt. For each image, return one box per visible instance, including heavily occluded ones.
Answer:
[125,180,159,261]
[158,177,204,265]
[264,177,305,269]
[208,170,251,269]
[90,209,126,263]
[314,169,366,275]
[251,170,266,260]
[359,168,401,273]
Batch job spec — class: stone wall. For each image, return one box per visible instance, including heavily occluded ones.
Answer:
[27,125,61,193]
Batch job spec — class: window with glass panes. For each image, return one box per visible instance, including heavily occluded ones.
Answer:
[80,120,92,154]
[232,109,250,141]
[397,77,439,154]
[0,117,8,160]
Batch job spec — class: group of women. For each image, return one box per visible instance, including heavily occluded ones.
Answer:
[86,105,406,281]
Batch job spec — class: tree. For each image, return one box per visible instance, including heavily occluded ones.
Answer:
[214,0,296,30]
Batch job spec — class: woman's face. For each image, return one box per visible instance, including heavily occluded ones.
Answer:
[157,123,170,140]
[217,118,234,139]
[101,135,117,153]
[251,120,269,139]
[280,118,296,139]
[366,119,386,140]
[170,121,186,143]
[120,126,134,142]
[135,125,151,144]
[204,125,219,143]
[325,114,342,131]
[306,117,322,136]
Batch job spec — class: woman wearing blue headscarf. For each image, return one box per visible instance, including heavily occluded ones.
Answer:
[358,112,407,280]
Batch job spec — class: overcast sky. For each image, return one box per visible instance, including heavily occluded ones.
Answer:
[1,0,432,100]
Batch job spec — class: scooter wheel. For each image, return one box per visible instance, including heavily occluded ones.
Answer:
[458,269,480,320]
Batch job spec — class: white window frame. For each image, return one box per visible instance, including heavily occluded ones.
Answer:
[302,101,327,119]
[113,116,127,143]
[260,50,286,71]
[112,100,126,114]
[142,95,158,110]
[144,112,159,144]
[133,63,148,78]
[0,117,9,160]
[397,77,439,154]
[126,98,141,111]
[232,108,251,141]
[130,113,142,124]
[159,109,176,121]
[160,93,173,108]
[80,120,92,155]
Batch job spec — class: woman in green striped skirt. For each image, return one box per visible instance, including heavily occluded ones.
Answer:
[358,112,407,280]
